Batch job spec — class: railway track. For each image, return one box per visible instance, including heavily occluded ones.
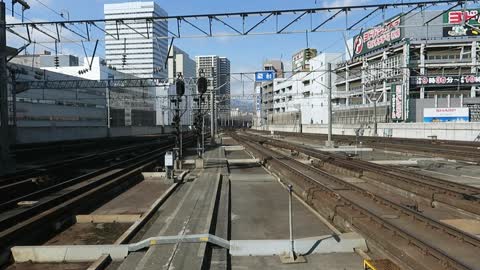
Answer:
[257,130,480,163]
[242,132,480,216]
[0,136,195,258]
[0,138,179,207]
[1,135,177,185]
[232,132,480,270]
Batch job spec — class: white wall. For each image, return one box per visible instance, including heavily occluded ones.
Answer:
[257,123,480,142]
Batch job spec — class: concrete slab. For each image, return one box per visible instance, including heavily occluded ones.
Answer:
[230,161,334,240]
[6,262,90,270]
[230,233,366,256]
[370,160,418,165]
[75,215,141,223]
[223,145,245,151]
[230,173,276,182]
[441,219,480,235]
[11,245,128,262]
[45,223,132,246]
[227,159,260,165]
[92,180,170,215]
[313,147,373,152]
[231,253,363,270]
[116,146,228,270]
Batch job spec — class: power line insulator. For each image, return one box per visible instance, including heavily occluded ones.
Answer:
[122,54,127,67]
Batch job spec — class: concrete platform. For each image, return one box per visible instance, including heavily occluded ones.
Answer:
[230,164,333,240]
[228,144,364,269]
[91,180,170,215]
[115,146,228,270]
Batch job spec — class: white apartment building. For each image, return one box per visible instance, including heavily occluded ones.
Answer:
[267,53,342,125]
[104,2,168,79]
[219,57,231,113]
[195,55,231,113]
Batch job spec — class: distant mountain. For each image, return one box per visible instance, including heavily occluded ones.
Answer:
[230,99,254,112]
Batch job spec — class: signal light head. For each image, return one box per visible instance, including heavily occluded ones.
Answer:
[197,77,208,94]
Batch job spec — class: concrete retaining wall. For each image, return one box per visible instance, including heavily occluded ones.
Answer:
[15,126,180,144]
[255,122,480,141]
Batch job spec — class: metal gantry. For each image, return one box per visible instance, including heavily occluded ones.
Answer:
[4,0,473,44]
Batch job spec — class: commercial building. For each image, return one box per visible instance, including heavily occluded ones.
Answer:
[104,1,168,79]
[41,56,156,127]
[10,62,107,129]
[263,60,285,78]
[292,48,318,73]
[334,10,480,125]
[10,50,51,68]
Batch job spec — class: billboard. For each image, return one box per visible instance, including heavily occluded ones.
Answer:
[353,15,403,57]
[423,108,470,123]
[443,9,480,37]
[411,75,480,87]
[391,84,405,121]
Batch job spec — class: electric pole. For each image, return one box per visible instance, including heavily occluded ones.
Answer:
[210,67,215,144]
[327,63,333,147]
[0,2,10,174]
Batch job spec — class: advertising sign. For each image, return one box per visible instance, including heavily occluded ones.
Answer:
[353,15,403,57]
[443,9,480,37]
[391,84,404,121]
[465,103,480,122]
[411,75,480,86]
[423,108,470,123]
[255,71,275,82]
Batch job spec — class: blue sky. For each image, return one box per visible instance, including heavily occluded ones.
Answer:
[6,0,478,94]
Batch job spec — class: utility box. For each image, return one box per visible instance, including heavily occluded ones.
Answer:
[165,151,175,167]
[165,151,175,179]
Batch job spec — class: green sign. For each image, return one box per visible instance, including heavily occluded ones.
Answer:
[443,9,480,37]
[353,15,403,57]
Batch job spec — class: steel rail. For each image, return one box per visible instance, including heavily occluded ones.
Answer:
[263,131,480,163]
[246,132,480,215]
[235,133,480,270]
[0,138,168,186]
[0,140,173,206]
[0,136,194,230]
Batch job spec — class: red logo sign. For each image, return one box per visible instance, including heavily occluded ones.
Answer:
[354,36,364,55]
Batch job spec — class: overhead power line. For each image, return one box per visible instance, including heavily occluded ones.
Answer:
[5,0,473,43]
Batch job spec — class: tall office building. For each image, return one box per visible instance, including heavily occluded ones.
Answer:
[195,55,231,112]
[104,2,168,79]
[196,55,220,111]
[219,57,231,113]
